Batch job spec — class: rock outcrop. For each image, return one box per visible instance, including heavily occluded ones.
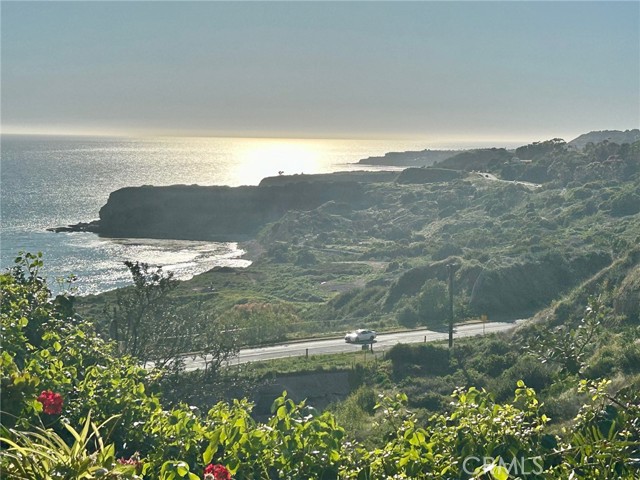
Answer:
[357,149,457,167]
[259,170,398,186]
[61,182,367,241]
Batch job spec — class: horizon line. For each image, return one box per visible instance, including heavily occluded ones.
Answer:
[0,128,594,147]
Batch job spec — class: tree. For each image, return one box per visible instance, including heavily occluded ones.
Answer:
[416,279,448,327]
[106,261,238,373]
[515,138,567,160]
[397,305,419,328]
[529,297,605,376]
[107,261,177,359]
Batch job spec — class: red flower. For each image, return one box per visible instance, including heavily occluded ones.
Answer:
[203,463,231,480]
[37,390,63,415]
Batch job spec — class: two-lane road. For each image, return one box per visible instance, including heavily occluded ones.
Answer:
[183,320,524,371]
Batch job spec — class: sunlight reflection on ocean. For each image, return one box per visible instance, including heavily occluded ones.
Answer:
[2,135,442,295]
[54,235,252,296]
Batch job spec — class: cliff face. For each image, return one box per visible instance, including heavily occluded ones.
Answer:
[259,170,398,186]
[96,182,366,240]
[357,149,457,167]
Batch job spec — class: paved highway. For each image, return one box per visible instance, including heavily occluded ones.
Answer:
[182,320,524,372]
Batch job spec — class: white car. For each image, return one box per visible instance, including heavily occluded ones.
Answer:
[344,329,377,343]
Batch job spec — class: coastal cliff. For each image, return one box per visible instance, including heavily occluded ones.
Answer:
[83,181,366,241]
[357,149,457,167]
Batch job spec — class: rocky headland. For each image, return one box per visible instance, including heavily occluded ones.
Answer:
[53,180,369,241]
[357,149,458,167]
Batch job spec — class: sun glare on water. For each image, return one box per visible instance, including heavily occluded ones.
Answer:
[236,139,324,183]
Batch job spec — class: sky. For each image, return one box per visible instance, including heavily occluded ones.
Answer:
[1,1,639,142]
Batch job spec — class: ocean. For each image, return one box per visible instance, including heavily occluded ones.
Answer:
[1,134,439,295]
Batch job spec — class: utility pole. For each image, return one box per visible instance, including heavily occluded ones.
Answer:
[447,263,455,349]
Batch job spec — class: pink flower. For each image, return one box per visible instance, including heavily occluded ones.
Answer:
[203,464,231,480]
[37,390,63,415]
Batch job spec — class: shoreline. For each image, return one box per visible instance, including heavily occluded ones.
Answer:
[238,239,265,262]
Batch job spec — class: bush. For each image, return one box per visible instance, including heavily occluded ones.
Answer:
[1,414,140,479]
[432,243,463,261]
[0,253,156,452]
[609,189,640,216]
[543,388,588,424]
[416,279,449,327]
[331,386,378,443]
[397,305,419,328]
[585,342,623,378]
[491,355,554,401]
[620,341,640,374]
[387,343,451,377]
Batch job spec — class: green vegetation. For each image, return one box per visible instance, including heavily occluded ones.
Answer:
[104,261,238,373]
[3,136,639,478]
[2,255,639,478]
[80,137,639,340]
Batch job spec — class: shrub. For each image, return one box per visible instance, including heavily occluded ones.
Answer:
[609,189,640,216]
[491,355,554,402]
[416,279,449,327]
[0,253,156,451]
[331,386,377,443]
[397,305,419,328]
[0,413,139,479]
[620,341,640,374]
[387,343,451,377]
[585,343,623,379]
[432,243,463,261]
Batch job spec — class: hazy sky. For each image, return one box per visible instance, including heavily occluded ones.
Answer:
[2,1,638,142]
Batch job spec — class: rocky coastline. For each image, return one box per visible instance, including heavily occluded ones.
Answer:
[51,178,370,242]
[357,149,458,167]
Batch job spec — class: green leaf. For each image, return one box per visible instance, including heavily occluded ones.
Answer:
[227,457,240,474]
[203,442,216,465]
[176,462,189,476]
[31,399,43,413]
[491,465,509,480]
[330,449,340,462]
[277,405,287,420]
